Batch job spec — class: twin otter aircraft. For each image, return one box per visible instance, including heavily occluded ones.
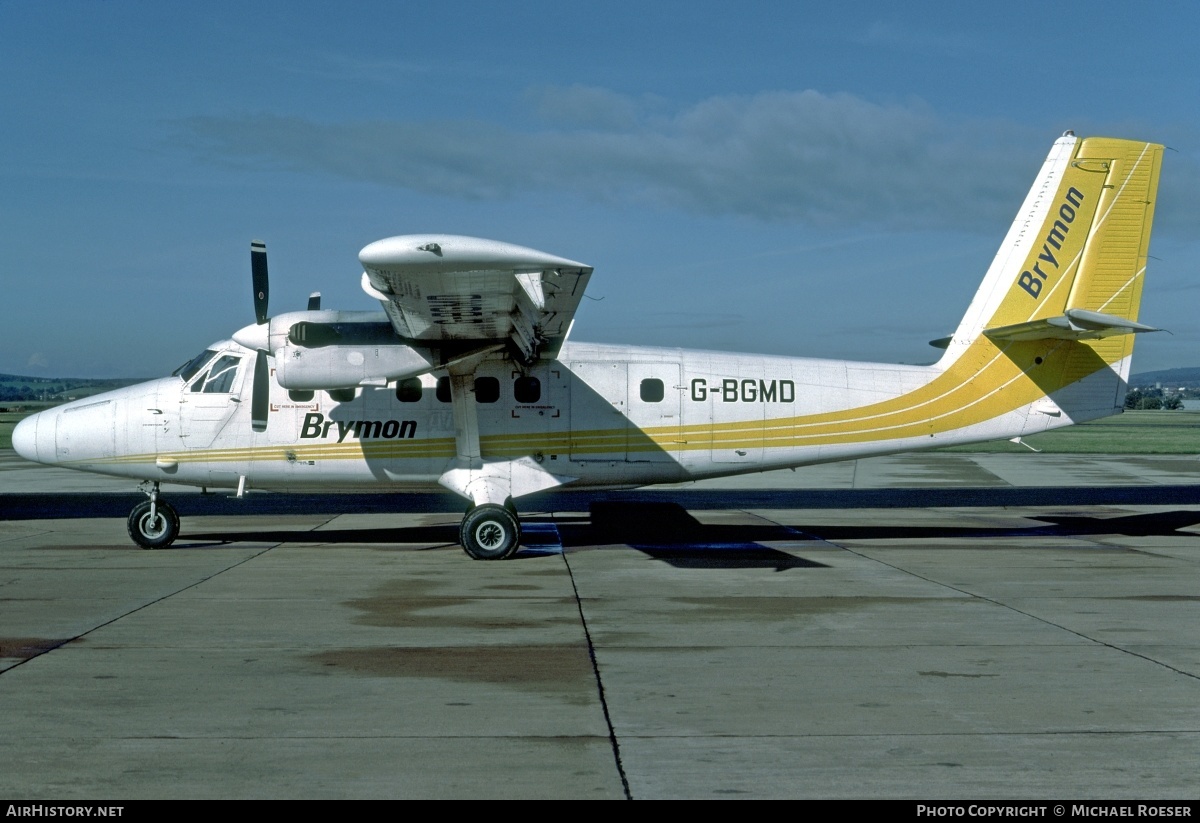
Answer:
[13,133,1164,559]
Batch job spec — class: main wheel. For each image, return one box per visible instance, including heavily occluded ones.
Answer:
[127,500,180,550]
[459,504,520,560]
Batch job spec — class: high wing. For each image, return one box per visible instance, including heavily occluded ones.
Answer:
[359,234,594,364]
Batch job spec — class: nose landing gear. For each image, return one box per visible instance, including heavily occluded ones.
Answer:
[128,482,179,549]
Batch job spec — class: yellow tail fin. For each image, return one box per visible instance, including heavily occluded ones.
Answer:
[936,133,1163,424]
[942,134,1163,357]
[986,137,1162,343]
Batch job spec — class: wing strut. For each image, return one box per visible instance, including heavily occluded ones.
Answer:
[436,359,576,507]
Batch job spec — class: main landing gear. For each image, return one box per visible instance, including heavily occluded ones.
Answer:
[123,481,524,558]
[459,502,521,560]
[128,481,180,550]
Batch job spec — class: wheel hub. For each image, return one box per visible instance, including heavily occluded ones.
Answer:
[476,522,505,548]
[140,514,167,538]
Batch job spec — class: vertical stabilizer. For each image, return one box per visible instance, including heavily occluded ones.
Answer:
[929,133,1162,430]
[938,134,1163,369]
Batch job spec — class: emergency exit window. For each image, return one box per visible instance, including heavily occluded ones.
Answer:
[514,376,541,403]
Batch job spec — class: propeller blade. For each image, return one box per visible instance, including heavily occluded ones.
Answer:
[251,350,269,432]
[251,240,269,325]
[307,292,321,311]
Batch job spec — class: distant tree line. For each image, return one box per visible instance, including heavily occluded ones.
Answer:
[0,375,144,402]
[0,386,41,402]
[1125,388,1183,410]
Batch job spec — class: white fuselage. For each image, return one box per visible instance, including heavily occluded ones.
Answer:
[13,337,1104,495]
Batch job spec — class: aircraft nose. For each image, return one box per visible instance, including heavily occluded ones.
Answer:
[11,413,43,463]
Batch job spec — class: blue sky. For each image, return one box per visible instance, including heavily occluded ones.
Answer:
[2,1,1198,377]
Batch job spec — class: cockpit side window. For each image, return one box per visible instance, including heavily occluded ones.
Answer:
[173,349,218,383]
[195,355,242,394]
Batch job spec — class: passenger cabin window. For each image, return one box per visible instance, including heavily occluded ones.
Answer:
[475,376,499,403]
[640,378,665,403]
[396,377,422,403]
[190,354,241,394]
[433,376,501,404]
[514,376,541,404]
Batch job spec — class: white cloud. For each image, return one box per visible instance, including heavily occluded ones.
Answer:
[525,84,651,130]
[179,88,1186,232]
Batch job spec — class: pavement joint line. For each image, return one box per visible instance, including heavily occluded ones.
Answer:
[819,516,1200,685]
[0,540,283,676]
[746,510,851,551]
[559,518,632,801]
[0,529,54,546]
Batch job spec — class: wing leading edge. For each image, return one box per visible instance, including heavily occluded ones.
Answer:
[359,234,593,364]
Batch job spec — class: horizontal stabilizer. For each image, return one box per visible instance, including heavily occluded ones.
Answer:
[983,309,1160,343]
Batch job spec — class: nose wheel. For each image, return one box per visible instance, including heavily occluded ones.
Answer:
[128,482,180,549]
[459,504,521,560]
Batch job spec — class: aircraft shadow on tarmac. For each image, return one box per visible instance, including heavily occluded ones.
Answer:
[180,502,825,570]
[794,509,1200,540]
[175,502,1200,569]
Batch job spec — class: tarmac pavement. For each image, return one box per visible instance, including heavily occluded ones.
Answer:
[1,449,1198,799]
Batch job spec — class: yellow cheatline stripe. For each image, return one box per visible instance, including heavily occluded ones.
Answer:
[682,345,1012,438]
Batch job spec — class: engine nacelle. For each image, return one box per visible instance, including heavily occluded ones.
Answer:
[273,343,435,390]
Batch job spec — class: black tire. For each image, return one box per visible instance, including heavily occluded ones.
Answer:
[127,500,180,550]
[459,503,520,560]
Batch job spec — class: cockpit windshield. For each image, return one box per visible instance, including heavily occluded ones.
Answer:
[192,355,242,393]
[172,349,218,382]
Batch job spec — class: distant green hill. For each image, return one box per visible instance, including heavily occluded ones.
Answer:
[1130,367,1200,389]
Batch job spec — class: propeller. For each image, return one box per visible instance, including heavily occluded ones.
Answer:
[234,248,335,432]
[249,241,270,432]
